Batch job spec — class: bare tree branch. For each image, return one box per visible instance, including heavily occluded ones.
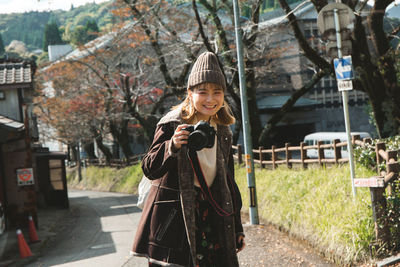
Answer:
[278,0,331,71]
[310,0,328,13]
[258,69,328,145]
[122,0,175,88]
[192,0,214,52]
[388,25,400,42]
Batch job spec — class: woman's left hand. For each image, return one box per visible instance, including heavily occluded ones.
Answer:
[236,235,245,253]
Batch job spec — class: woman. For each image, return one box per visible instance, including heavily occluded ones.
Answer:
[131,51,245,267]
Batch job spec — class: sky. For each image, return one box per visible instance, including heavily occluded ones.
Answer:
[0,0,110,14]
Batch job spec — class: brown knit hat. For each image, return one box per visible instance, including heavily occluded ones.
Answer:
[187,51,226,91]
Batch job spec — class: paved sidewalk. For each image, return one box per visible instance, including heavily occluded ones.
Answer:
[3,199,399,267]
[123,214,337,267]
[0,207,74,267]
[2,204,336,267]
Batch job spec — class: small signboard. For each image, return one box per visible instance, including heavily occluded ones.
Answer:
[354,177,384,188]
[317,3,355,40]
[337,80,353,91]
[246,154,252,173]
[16,168,34,186]
[334,56,354,80]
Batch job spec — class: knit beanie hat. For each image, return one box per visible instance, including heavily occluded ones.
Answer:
[187,52,226,91]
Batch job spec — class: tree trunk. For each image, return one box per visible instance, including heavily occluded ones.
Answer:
[367,84,400,138]
[143,115,158,144]
[232,117,242,145]
[83,142,97,159]
[119,138,133,159]
[127,107,158,145]
[76,143,82,182]
[94,135,113,164]
[70,144,78,162]
[352,13,400,138]
[110,121,134,159]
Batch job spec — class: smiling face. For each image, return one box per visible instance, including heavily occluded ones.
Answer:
[189,82,225,121]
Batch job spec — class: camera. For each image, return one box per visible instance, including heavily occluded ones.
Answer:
[183,121,216,151]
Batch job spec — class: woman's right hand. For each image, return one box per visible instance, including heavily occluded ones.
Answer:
[171,124,190,151]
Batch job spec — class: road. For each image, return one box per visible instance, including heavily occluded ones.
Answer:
[27,190,148,267]
[26,189,336,267]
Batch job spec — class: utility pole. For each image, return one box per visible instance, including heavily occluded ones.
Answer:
[333,7,357,197]
[317,2,357,197]
[232,0,259,224]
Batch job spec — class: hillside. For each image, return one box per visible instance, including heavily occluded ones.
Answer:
[0,0,114,51]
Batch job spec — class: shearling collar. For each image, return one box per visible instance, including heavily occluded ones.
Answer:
[157,108,182,126]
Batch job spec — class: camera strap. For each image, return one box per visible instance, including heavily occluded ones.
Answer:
[187,150,234,217]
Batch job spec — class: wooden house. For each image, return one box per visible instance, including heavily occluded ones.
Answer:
[0,59,68,231]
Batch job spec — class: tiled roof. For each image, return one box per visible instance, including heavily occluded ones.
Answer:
[0,115,24,131]
[258,2,314,29]
[0,62,32,85]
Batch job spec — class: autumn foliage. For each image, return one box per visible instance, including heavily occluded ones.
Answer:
[35,0,284,159]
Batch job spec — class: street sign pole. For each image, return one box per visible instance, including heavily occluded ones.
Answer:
[334,8,357,197]
[232,0,259,224]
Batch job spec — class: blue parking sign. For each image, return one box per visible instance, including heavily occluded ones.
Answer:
[334,56,354,80]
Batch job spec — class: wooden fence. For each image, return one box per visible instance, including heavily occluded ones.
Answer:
[232,134,370,169]
[370,142,399,250]
[73,134,365,170]
[82,153,145,168]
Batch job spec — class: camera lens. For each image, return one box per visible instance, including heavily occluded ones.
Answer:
[188,131,208,151]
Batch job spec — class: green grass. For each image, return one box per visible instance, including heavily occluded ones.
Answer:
[235,164,376,265]
[67,164,143,194]
[67,163,377,264]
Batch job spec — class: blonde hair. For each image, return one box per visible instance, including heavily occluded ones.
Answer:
[173,88,236,126]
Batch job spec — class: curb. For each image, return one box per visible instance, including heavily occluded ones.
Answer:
[376,254,400,267]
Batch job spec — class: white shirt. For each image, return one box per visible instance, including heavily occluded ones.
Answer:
[194,126,217,188]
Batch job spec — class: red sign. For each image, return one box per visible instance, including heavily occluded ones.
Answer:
[354,178,384,188]
[16,168,34,186]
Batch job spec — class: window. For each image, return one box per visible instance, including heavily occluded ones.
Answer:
[49,160,64,190]
[0,91,5,100]
[305,140,314,146]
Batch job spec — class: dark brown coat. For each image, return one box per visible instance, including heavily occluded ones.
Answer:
[131,109,243,267]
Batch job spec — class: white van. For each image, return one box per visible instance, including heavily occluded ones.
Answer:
[303,132,371,158]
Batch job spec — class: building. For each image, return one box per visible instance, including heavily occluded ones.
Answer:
[48,44,73,62]
[253,2,376,146]
[0,59,68,232]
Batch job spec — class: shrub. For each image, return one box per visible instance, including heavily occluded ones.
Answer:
[354,135,400,171]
